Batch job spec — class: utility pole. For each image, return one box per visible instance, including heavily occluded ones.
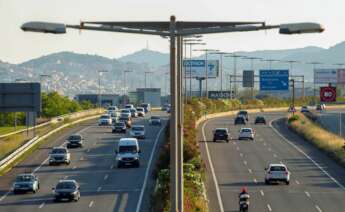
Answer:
[194,49,219,98]
[290,79,295,115]
[226,54,244,99]
[98,70,108,110]
[286,60,301,97]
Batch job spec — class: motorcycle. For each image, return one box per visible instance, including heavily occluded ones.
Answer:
[239,193,250,212]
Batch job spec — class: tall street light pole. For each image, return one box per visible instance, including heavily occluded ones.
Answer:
[307,61,323,98]
[22,18,324,212]
[98,70,108,110]
[194,49,219,98]
[285,60,302,97]
[210,52,231,93]
[226,54,244,99]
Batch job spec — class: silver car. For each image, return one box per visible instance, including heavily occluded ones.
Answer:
[130,125,145,139]
[238,128,255,140]
[49,147,71,165]
[265,163,290,185]
[13,174,40,194]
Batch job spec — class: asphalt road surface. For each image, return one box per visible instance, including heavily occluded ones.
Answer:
[0,112,167,212]
[199,111,345,212]
[315,110,345,137]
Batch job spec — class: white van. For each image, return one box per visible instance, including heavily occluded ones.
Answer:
[116,138,140,168]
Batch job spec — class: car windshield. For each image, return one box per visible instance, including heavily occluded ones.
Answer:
[51,148,67,154]
[241,129,252,133]
[119,145,138,153]
[68,135,81,140]
[130,109,136,112]
[121,110,130,113]
[141,103,148,107]
[107,107,116,110]
[132,127,144,131]
[151,116,160,120]
[56,182,76,190]
[137,108,144,112]
[239,111,248,115]
[119,117,128,121]
[100,115,110,119]
[115,122,125,127]
[256,117,264,120]
[16,175,34,182]
[270,166,286,171]
[236,117,244,120]
[125,106,132,109]
[215,129,227,134]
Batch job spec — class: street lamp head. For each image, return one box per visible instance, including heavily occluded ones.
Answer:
[21,22,66,34]
[279,22,324,35]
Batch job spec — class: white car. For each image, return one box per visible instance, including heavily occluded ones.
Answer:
[238,128,255,140]
[265,163,290,185]
[301,106,309,113]
[49,147,71,165]
[130,108,138,118]
[149,116,162,126]
[13,174,40,194]
[116,138,140,168]
[136,107,145,117]
[125,104,135,110]
[107,106,118,114]
[120,109,131,118]
[98,114,112,126]
[130,125,145,139]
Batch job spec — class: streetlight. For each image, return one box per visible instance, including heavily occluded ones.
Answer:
[123,70,133,105]
[210,52,232,93]
[290,79,295,115]
[225,54,245,99]
[194,48,219,98]
[144,71,153,88]
[184,42,206,99]
[98,70,108,109]
[21,18,324,212]
[307,61,323,98]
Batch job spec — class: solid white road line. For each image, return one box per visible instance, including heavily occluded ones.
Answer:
[135,124,166,212]
[295,180,300,185]
[243,161,247,166]
[269,119,345,190]
[260,190,265,196]
[273,154,278,158]
[315,205,322,212]
[0,191,11,202]
[89,201,94,208]
[305,191,311,198]
[248,169,252,174]
[97,187,102,192]
[267,204,272,211]
[268,148,271,152]
[104,174,108,180]
[240,153,243,157]
[38,202,45,209]
[253,178,257,183]
[201,120,225,212]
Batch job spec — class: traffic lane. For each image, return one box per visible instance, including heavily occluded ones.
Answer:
[202,115,314,212]
[0,113,167,212]
[0,120,96,196]
[315,110,345,136]
[200,112,340,212]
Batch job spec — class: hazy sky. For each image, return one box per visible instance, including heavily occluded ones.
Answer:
[1,0,345,64]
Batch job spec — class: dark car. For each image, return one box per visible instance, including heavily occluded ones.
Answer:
[234,116,246,125]
[237,111,249,121]
[254,116,266,124]
[213,128,230,142]
[66,134,83,148]
[53,180,80,202]
[112,122,127,133]
[118,117,132,128]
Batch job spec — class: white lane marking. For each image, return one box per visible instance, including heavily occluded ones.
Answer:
[135,124,166,212]
[268,148,271,152]
[236,146,240,151]
[243,161,247,166]
[201,120,225,212]
[73,166,77,170]
[273,154,278,158]
[86,149,90,153]
[240,153,243,157]
[89,201,94,208]
[260,190,265,196]
[267,204,272,211]
[305,191,311,198]
[315,205,322,212]
[110,165,114,169]
[0,191,11,202]
[254,178,257,183]
[295,180,300,185]
[97,187,102,192]
[119,193,128,212]
[63,175,68,179]
[248,169,252,174]
[269,119,345,190]
[38,202,45,209]
[80,156,84,161]
[104,174,108,180]
[263,142,267,146]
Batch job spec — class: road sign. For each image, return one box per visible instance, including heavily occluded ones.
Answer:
[183,60,219,78]
[259,70,289,91]
[320,86,336,102]
[0,83,41,112]
[314,69,337,84]
[243,70,254,88]
[208,91,233,99]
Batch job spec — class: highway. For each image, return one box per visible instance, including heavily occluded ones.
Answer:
[316,110,345,137]
[0,112,167,212]
[199,111,345,212]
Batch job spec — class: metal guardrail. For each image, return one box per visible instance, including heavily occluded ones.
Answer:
[0,109,102,139]
[0,114,100,172]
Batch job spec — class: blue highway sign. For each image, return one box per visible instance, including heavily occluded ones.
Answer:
[259,70,289,91]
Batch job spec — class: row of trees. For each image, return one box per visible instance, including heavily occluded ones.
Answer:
[0,92,94,127]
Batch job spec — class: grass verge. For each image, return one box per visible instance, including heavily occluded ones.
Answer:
[0,126,26,135]
[287,112,345,167]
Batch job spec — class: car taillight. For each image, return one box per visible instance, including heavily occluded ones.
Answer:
[285,171,288,175]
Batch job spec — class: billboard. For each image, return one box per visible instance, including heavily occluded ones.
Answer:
[259,70,289,91]
[320,86,336,102]
[208,91,233,99]
[0,83,41,112]
[243,70,254,88]
[183,60,219,78]
[337,69,345,84]
[314,69,337,84]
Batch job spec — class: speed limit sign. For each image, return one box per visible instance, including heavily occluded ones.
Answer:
[320,86,336,102]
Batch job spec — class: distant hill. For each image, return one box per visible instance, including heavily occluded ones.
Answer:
[118,49,169,67]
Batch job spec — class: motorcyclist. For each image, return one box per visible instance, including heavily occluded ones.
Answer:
[239,187,250,211]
